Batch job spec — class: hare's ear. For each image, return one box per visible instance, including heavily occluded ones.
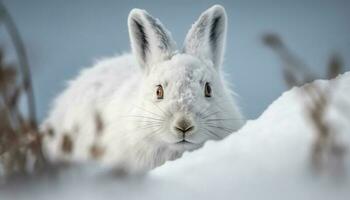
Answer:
[128,9,176,70]
[183,5,227,69]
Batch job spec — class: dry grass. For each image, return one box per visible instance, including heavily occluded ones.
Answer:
[0,2,46,179]
[0,48,46,177]
[263,33,348,179]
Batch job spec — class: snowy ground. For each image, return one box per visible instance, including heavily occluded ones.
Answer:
[1,72,350,199]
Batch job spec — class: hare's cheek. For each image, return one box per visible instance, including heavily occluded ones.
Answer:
[158,133,178,144]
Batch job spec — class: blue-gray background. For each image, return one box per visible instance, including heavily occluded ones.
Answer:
[1,0,349,121]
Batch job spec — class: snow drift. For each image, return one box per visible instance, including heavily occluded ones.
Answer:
[1,72,350,200]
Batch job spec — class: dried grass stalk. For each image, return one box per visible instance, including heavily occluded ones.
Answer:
[263,33,348,179]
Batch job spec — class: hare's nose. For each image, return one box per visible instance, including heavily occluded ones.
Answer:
[174,117,194,136]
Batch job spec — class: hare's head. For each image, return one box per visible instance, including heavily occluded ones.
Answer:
[128,5,243,151]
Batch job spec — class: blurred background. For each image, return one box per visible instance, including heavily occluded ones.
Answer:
[1,0,349,121]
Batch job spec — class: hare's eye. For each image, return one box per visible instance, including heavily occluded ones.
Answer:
[156,85,164,99]
[204,82,212,97]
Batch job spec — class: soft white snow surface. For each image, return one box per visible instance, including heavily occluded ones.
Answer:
[1,72,350,199]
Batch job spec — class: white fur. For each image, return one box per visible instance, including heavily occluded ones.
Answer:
[42,5,245,173]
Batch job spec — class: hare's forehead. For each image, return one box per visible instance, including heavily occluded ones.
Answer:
[149,55,213,83]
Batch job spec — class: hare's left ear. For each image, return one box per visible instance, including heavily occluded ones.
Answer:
[128,9,177,71]
[183,5,227,69]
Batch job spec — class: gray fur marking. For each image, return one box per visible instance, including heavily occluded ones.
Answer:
[209,15,222,64]
[132,18,149,62]
[145,14,170,52]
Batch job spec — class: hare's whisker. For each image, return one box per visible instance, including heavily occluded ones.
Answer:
[201,127,221,139]
[139,125,162,130]
[146,99,172,118]
[204,118,244,122]
[132,104,164,118]
[202,111,220,119]
[143,127,164,140]
[205,125,234,133]
[123,115,164,122]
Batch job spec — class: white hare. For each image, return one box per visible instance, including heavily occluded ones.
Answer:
[42,5,244,173]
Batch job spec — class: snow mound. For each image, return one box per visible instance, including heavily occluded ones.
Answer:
[1,72,350,200]
[150,72,350,199]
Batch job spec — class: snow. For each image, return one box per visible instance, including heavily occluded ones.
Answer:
[1,72,350,199]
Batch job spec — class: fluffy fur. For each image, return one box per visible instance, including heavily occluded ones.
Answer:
[42,5,245,173]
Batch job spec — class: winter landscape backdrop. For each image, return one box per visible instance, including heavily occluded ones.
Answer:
[1,0,349,120]
[0,0,350,199]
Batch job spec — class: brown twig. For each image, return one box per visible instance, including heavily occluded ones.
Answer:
[0,2,46,179]
[0,1,37,127]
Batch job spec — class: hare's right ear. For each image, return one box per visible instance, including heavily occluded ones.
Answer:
[128,9,176,71]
